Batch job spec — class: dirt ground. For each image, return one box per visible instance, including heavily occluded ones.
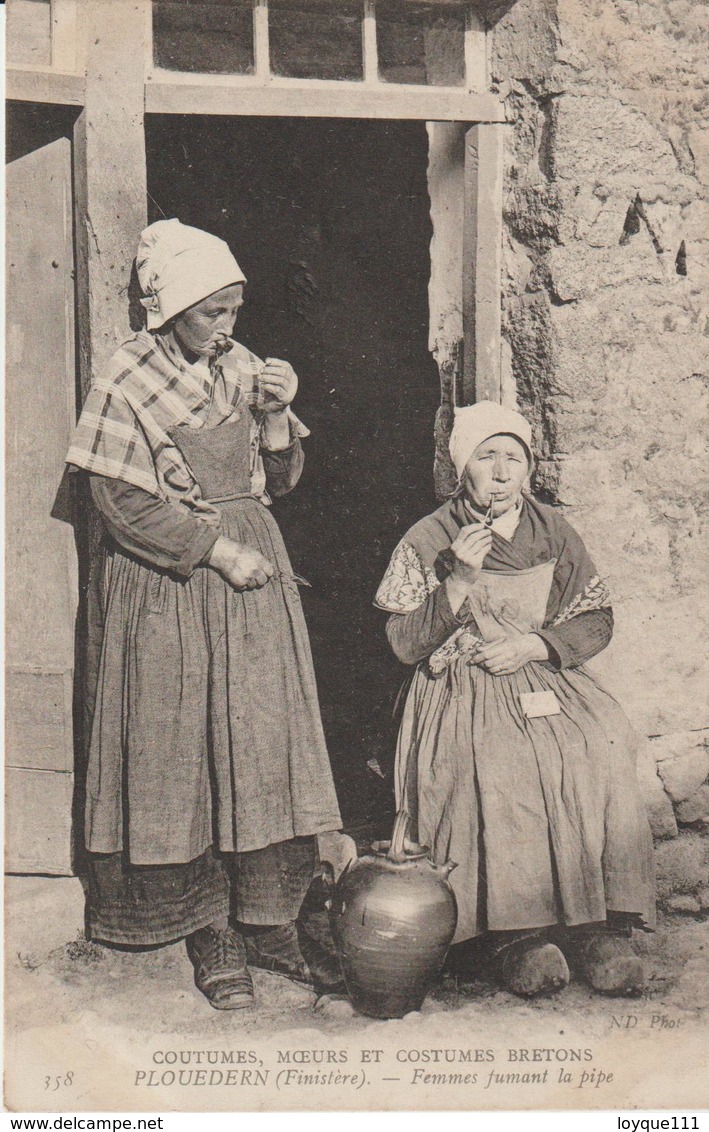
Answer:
[4,876,709,1112]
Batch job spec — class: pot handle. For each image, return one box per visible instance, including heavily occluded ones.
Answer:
[387,809,410,863]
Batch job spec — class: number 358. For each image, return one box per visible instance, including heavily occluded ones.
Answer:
[44,1072,74,1091]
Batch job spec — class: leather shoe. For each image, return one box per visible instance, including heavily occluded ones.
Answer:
[242,909,346,996]
[186,925,254,1010]
[242,922,311,984]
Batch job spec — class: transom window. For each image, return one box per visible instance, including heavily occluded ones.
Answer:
[151,0,471,87]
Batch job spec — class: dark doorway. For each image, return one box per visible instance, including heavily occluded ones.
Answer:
[145,116,440,831]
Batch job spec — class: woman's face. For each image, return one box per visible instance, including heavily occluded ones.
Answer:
[172,283,244,360]
[463,433,530,516]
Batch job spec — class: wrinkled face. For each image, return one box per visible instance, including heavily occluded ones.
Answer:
[172,283,244,360]
[463,433,530,516]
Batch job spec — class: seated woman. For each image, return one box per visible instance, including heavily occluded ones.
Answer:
[375,401,655,998]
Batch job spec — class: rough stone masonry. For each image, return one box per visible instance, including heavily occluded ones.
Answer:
[490,0,709,907]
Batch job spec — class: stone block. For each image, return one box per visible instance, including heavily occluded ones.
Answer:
[590,612,709,739]
[554,94,678,188]
[675,785,709,827]
[664,893,701,915]
[681,200,709,243]
[636,741,678,840]
[655,741,709,803]
[688,125,709,184]
[491,0,559,90]
[655,830,709,899]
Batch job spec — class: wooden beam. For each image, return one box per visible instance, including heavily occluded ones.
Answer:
[253,0,270,81]
[462,122,504,404]
[146,78,505,122]
[5,67,85,105]
[73,0,149,395]
[362,0,379,84]
[51,0,78,72]
[465,7,487,93]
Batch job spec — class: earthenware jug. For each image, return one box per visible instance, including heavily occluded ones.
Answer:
[329,810,457,1018]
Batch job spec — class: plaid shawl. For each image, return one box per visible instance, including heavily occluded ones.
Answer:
[66,330,307,503]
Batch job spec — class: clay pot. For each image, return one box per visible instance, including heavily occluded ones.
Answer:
[329,811,457,1018]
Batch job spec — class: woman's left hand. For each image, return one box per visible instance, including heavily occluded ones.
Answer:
[474,631,550,676]
[260,358,298,413]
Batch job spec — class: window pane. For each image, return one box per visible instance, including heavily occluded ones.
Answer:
[377,2,465,87]
[269,0,363,82]
[152,0,254,75]
[6,0,52,68]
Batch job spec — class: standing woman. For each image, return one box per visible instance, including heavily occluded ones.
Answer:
[66,219,342,1010]
[375,401,655,998]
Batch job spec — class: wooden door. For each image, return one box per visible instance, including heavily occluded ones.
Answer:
[5,137,78,874]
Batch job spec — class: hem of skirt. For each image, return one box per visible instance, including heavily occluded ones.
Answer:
[88,821,343,865]
[453,917,558,945]
[215,818,343,857]
[89,906,226,947]
[88,885,229,947]
[458,907,656,944]
[85,839,213,867]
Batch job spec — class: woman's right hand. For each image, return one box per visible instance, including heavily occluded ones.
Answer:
[450,522,493,584]
[207,536,274,590]
[445,522,492,612]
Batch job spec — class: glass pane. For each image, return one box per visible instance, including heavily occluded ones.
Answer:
[377,1,465,87]
[6,0,52,68]
[152,0,254,75]
[269,0,363,82]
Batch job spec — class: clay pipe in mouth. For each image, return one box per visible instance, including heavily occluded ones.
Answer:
[484,492,501,528]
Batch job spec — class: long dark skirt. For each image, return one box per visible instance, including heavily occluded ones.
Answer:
[87,838,318,946]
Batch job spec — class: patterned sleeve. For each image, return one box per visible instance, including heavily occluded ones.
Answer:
[376,541,481,668]
[374,540,441,612]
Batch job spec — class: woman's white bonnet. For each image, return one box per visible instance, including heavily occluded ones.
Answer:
[136,219,246,330]
[449,401,534,479]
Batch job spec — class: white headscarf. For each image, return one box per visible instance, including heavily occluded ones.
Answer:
[449,401,534,480]
[136,219,246,330]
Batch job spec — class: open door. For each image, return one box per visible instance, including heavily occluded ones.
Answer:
[5,137,78,874]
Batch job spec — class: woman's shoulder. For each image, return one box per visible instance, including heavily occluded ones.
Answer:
[87,333,154,398]
[101,330,157,373]
[398,499,459,555]
[524,495,588,552]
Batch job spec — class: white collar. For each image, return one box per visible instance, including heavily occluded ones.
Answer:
[464,496,524,540]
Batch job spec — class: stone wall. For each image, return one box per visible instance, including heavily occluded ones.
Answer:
[490,0,709,907]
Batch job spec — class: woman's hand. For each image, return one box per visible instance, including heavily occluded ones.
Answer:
[445,522,493,612]
[207,536,274,590]
[443,525,489,615]
[450,522,493,583]
[260,358,298,413]
[474,630,550,676]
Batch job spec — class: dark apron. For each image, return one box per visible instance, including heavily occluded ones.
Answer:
[84,408,340,945]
